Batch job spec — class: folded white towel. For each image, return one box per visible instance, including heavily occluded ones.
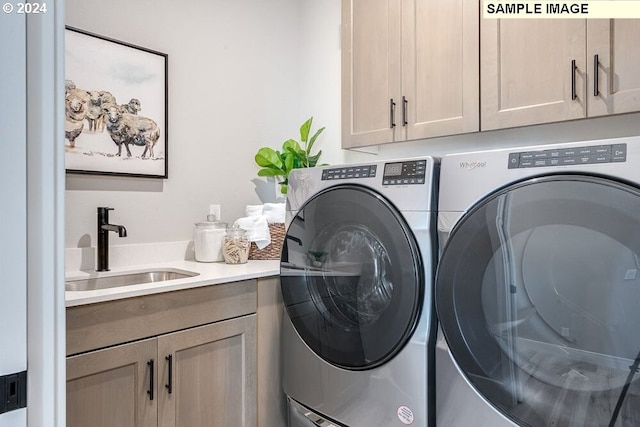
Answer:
[262,202,286,223]
[234,216,271,249]
[245,205,264,218]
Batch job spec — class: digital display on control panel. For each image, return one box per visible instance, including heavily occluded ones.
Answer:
[382,160,427,185]
[508,143,627,169]
[384,163,403,176]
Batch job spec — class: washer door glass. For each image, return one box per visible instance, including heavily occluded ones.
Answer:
[281,185,423,370]
[436,175,640,427]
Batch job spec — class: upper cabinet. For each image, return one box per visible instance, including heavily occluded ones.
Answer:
[341,0,479,149]
[587,20,640,117]
[481,18,640,131]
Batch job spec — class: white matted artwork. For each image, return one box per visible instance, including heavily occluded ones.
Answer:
[64,26,168,178]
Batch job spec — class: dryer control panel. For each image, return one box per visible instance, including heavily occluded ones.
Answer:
[508,143,627,169]
[321,165,377,180]
[382,160,427,185]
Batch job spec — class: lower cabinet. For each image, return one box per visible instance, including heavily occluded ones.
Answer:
[68,314,256,427]
[66,280,259,427]
[67,338,158,427]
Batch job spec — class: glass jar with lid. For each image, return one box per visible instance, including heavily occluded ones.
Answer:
[223,226,250,264]
[193,215,227,262]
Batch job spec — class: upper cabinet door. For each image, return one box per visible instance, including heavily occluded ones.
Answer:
[342,0,402,148]
[587,19,640,117]
[402,0,479,140]
[481,19,586,131]
[342,0,478,148]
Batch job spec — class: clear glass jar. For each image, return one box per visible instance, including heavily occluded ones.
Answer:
[193,218,227,262]
[223,227,250,264]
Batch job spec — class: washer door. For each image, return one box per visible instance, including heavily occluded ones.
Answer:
[281,184,423,370]
[436,174,640,427]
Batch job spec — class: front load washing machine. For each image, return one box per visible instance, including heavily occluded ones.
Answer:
[280,157,438,427]
[436,136,640,427]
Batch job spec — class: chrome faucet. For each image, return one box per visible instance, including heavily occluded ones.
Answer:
[97,207,127,272]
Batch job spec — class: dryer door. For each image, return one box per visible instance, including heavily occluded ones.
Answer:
[436,174,640,427]
[281,184,424,370]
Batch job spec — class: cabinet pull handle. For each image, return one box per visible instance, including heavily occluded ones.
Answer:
[402,96,408,126]
[165,355,173,394]
[571,59,577,100]
[390,98,396,128]
[147,359,154,401]
[593,54,599,97]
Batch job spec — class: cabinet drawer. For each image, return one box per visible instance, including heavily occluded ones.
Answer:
[67,279,257,355]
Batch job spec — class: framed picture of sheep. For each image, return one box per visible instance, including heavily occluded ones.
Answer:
[64,26,168,178]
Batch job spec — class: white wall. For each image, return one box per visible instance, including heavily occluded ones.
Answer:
[66,0,640,254]
[65,0,306,249]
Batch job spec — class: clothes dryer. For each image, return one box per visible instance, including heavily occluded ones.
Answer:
[436,137,640,427]
[281,157,438,427]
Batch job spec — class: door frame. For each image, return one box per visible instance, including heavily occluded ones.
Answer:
[26,5,66,427]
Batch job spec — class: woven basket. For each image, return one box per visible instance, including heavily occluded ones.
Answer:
[248,223,285,260]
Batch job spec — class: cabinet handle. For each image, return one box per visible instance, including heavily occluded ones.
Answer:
[165,354,173,394]
[571,59,577,100]
[402,96,408,126]
[147,359,154,401]
[390,98,396,128]
[593,54,599,97]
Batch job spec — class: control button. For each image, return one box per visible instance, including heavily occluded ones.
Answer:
[533,152,549,159]
[577,147,594,155]
[594,146,611,154]
[561,158,577,165]
[508,153,520,169]
[612,144,627,162]
[533,159,548,167]
[548,150,561,158]
[383,180,390,185]
[561,149,578,157]
[417,178,425,184]
[520,160,534,167]
[520,153,534,160]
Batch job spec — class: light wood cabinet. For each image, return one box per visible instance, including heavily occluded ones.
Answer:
[341,0,479,148]
[256,277,286,427]
[587,20,640,117]
[66,280,258,427]
[67,339,157,427]
[481,18,640,130]
[158,316,256,427]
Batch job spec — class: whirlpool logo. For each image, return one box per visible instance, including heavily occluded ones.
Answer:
[459,160,487,170]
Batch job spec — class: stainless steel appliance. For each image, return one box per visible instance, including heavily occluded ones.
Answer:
[436,137,640,426]
[281,157,438,427]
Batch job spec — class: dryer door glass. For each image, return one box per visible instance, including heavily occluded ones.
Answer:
[436,175,640,427]
[281,185,424,370]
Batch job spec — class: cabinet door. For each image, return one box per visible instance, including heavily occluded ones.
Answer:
[66,338,157,427]
[402,0,479,140]
[481,19,586,130]
[588,19,640,117]
[158,315,257,427]
[342,0,402,148]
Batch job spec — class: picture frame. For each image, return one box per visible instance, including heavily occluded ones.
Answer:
[64,26,168,178]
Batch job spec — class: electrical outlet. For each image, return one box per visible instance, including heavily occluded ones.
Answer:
[209,204,221,221]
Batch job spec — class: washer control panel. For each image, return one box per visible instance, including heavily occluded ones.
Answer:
[508,143,627,169]
[321,165,377,180]
[382,160,427,185]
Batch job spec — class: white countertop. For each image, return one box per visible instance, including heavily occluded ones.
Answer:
[65,259,280,307]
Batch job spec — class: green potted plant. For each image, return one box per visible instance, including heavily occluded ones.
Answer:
[254,116,326,194]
